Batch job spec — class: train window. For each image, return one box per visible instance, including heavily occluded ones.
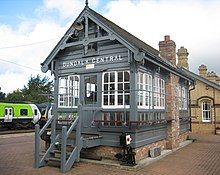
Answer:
[9,109,12,115]
[34,109,38,116]
[20,109,28,116]
[5,109,8,115]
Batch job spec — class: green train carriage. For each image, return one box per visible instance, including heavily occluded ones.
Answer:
[0,102,41,128]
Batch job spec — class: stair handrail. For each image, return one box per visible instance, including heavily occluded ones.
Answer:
[35,115,58,168]
[60,103,82,173]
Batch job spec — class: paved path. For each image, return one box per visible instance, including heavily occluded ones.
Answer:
[0,133,220,175]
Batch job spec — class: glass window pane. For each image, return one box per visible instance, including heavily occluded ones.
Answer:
[118,95,123,105]
[118,83,123,93]
[85,75,97,104]
[125,95,130,105]
[5,109,8,115]
[110,95,115,105]
[104,73,108,83]
[110,112,115,126]
[110,84,115,93]
[124,72,129,81]
[110,72,115,82]
[103,113,109,126]
[116,112,123,126]
[104,95,108,105]
[104,84,108,92]
[118,72,123,82]
[124,83,130,90]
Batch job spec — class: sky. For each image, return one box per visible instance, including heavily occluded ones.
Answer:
[0,0,220,94]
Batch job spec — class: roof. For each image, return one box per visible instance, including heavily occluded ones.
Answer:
[181,68,220,91]
[41,6,194,82]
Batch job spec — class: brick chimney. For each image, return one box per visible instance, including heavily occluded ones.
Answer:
[198,64,207,77]
[159,35,176,66]
[177,46,189,69]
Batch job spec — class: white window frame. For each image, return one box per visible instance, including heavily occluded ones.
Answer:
[178,85,188,110]
[138,72,165,109]
[138,72,153,109]
[58,75,80,108]
[154,77,165,109]
[202,101,211,122]
[102,71,130,108]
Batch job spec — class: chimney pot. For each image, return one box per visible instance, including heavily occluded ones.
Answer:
[165,35,170,41]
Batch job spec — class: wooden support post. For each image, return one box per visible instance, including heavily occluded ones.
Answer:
[61,126,67,173]
[76,103,82,162]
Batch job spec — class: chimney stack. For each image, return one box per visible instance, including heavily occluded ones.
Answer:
[177,46,189,69]
[159,35,176,66]
[198,64,207,77]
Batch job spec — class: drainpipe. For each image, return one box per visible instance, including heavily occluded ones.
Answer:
[213,88,217,134]
[189,82,195,132]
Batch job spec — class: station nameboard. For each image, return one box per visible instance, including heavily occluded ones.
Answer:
[62,54,123,68]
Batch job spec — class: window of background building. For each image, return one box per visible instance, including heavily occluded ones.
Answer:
[202,101,211,122]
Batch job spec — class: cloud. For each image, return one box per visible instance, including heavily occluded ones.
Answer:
[1,0,220,93]
[103,0,220,75]
[42,0,99,20]
[0,16,67,93]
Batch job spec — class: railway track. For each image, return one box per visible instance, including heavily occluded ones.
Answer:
[0,129,35,135]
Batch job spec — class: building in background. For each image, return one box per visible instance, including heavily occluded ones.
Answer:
[178,48,220,134]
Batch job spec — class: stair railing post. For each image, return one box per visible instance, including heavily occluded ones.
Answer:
[34,124,40,168]
[61,126,67,173]
[51,115,56,143]
[76,103,82,162]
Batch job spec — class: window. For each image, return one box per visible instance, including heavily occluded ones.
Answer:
[102,71,130,107]
[20,109,28,116]
[58,75,79,107]
[84,42,98,55]
[137,72,165,109]
[138,112,166,125]
[202,101,211,122]
[153,77,165,109]
[5,109,8,115]
[137,73,144,106]
[102,112,129,126]
[146,74,153,107]
[9,109,12,115]
[59,77,68,107]
[178,85,188,110]
[138,72,153,108]
[85,75,97,104]
[58,112,77,125]
[182,87,187,109]
[34,109,38,116]
[118,71,130,106]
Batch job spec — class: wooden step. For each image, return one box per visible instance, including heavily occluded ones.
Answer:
[47,157,61,167]
[53,150,72,158]
[48,157,61,162]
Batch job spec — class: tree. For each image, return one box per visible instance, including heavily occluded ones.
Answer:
[5,89,24,102]
[0,91,6,101]
[5,75,53,104]
[22,75,54,103]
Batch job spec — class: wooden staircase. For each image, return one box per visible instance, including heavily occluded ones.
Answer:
[34,104,102,173]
